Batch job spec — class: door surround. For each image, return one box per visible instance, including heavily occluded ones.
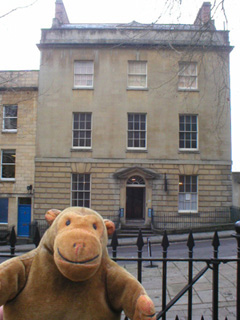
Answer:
[113,166,159,225]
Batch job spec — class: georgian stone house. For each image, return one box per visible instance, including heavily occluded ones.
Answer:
[0,71,38,235]
[34,1,232,229]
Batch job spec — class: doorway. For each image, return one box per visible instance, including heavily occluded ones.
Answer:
[126,175,145,220]
[18,198,31,237]
[126,187,145,220]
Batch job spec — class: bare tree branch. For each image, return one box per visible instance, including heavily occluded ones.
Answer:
[0,0,38,19]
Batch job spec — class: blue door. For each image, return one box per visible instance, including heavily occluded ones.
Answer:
[18,204,31,236]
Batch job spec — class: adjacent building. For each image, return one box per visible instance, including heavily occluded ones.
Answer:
[33,0,232,229]
[0,70,38,235]
[232,173,240,207]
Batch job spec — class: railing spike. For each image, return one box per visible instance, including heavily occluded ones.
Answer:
[136,229,144,250]
[9,226,17,255]
[111,230,119,250]
[187,230,195,250]
[201,316,205,320]
[212,230,220,250]
[175,316,179,320]
[161,230,169,251]
[33,225,41,247]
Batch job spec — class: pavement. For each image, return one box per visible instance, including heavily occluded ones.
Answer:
[0,229,238,319]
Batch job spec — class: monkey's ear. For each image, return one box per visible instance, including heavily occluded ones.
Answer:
[45,209,61,225]
[104,219,115,236]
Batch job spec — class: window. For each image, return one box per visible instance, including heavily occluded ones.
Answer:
[3,105,18,132]
[0,198,8,223]
[178,62,197,90]
[71,174,90,207]
[127,176,145,185]
[1,150,16,180]
[74,61,94,88]
[128,61,147,88]
[72,113,92,148]
[178,175,198,212]
[127,113,146,149]
[179,115,198,150]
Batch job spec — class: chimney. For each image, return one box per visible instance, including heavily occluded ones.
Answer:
[194,2,212,26]
[52,0,69,28]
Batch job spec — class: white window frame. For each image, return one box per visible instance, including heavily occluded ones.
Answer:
[72,113,92,149]
[178,62,198,90]
[2,105,18,132]
[74,61,94,88]
[127,61,147,89]
[71,173,91,208]
[179,114,198,150]
[1,150,16,181]
[178,175,198,213]
[127,113,147,150]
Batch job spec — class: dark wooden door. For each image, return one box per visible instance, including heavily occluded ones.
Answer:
[126,187,144,220]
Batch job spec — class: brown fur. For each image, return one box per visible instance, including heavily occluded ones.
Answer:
[0,207,155,320]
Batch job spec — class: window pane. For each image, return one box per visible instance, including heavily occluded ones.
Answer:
[72,174,90,207]
[2,151,15,164]
[128,139,133,147]
[2,165,15,178]
[140,140,145,148]
[128,114,146,149]
[74,61,94,87]
[135,114,140,122]
[134,140,140,148]
[0,198,8,223]
[178,175,198,211]
[3,106,18,130]
[134,122,139,130]
[72,113,91,148]
[179,115,198,149]
[134,132,139,140]
[128,61,147,87]
[178,62,197,89]
[5,106,17,117]
[4,118,17,130]
[128,122,133,130]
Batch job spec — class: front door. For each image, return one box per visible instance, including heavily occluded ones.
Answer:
[18,198,31,236]
[126,187,145,220]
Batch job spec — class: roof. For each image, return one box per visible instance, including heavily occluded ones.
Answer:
[59,21,215,31]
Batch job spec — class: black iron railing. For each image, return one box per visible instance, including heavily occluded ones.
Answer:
[111,225,240,320]
[1,223,240,319]
[151,210,231,231]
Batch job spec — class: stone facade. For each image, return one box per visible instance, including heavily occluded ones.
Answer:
[34,1,232,226]
[0,71,38,233]
[34,161,232,222]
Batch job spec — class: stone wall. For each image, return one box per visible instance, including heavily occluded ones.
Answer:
[34,161,232,220]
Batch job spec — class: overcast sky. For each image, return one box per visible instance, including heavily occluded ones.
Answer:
[0,0,239,171]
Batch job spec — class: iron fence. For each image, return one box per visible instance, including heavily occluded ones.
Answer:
[230,206,240,223]
[110,226,240,320]
[29,219,49,239]
[0,225,10,244]
[1,221,240,319]
[151,210,232,231]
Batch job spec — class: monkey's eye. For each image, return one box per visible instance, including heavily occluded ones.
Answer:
[93,223,97,230]
[66,219,71,226]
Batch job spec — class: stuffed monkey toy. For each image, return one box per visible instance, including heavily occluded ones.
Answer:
[0,207,156,320]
